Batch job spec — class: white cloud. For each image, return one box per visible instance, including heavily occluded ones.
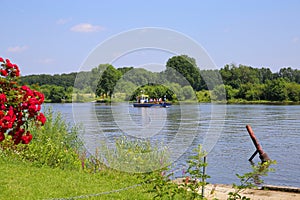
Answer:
[70,23,105,33]
[56,18,72,25]
[36,58,55,64]
[7,45,28,53]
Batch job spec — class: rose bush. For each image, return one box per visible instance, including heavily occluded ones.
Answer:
[0,57,46,145]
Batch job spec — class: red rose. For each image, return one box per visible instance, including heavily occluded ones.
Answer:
[21,85,30,91]
[0,57,46,145]
[1,69,8,76]
[0,93,7,103]
[36,113,46,125]
[21,131,32,144]
[6,61,13,69]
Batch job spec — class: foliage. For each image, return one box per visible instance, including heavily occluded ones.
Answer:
[0,107,84,170]
[19,55,300,103]
[228,160,276,200]
[99,136,169,173]
[130,84,175,101]
[146,166,181,200]
[148,145,209,200]
[196,90,211,102]
[21,72,77,88]
[0,57,46,145]
[211,84,227,101]
[19,107,83,170]
[183,145,209,199]
[96,65,122,98]
[166,55,202,91]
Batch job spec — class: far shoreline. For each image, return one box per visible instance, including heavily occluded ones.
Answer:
[50,100,300,106]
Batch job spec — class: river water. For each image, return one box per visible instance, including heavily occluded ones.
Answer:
[49,103,300,187]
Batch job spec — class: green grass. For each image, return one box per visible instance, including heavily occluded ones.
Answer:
[0,108,155,200]
[0,158,153,200]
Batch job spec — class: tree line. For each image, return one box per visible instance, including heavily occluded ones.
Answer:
[20,55,300,103]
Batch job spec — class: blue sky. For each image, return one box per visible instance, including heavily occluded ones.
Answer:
[1,0,300,75]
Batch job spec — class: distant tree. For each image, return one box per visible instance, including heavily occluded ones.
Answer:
[121,68,159,86]
[195,90,211,102]
[224,85,238,100]
[96,65,122,98]
[211,84,226,101]
[117,66,134,75]
[237,83,264,101]
[220,64,260,88]
[21,73,77,88]
[166,82,184,101]
[265,78,288,101]
[286,82,300,101]
[200,69,223,90]
[258,67,274,83]
[182,86,196,100]
[130,84,174,101]
[47,85,68,103]
[278,67,295,82]
[166,55,202,91]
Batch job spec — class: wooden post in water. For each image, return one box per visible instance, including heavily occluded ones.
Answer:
[246,125,270,162]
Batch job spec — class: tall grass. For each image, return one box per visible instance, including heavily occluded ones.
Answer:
[99,136,170,173]
[0,107,84,170]
[23,107,82,170]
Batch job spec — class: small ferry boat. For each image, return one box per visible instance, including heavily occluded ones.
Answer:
[133,94,171,108]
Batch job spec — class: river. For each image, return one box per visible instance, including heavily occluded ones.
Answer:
[48,103,300,187]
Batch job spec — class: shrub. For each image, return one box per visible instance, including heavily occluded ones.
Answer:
[19,107,83,170]
[0,57,46,145]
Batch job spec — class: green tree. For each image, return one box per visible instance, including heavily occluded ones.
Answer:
[196,90,211,102]
[165,82,184,101]
[220,64,260,88]
[166,55,202,91]
[96,65,122,98]
[48,85,68,103]
[278,67,295,82]
[237,83,264,101]
[211,84,226,101]
[224,85,238,100]
[259,67,273,83]
[182,86,196,100]
[117,66,134,75]
[286,82,300,101]
[265,78,288,101]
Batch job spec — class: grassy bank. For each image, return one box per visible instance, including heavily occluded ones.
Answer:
[0,108,154,199]
[0,158,152,200]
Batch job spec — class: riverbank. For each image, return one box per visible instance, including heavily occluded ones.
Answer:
[0,158,153,199]
[204,184,300,200]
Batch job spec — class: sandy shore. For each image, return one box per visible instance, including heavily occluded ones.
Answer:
[203,184,300,200]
